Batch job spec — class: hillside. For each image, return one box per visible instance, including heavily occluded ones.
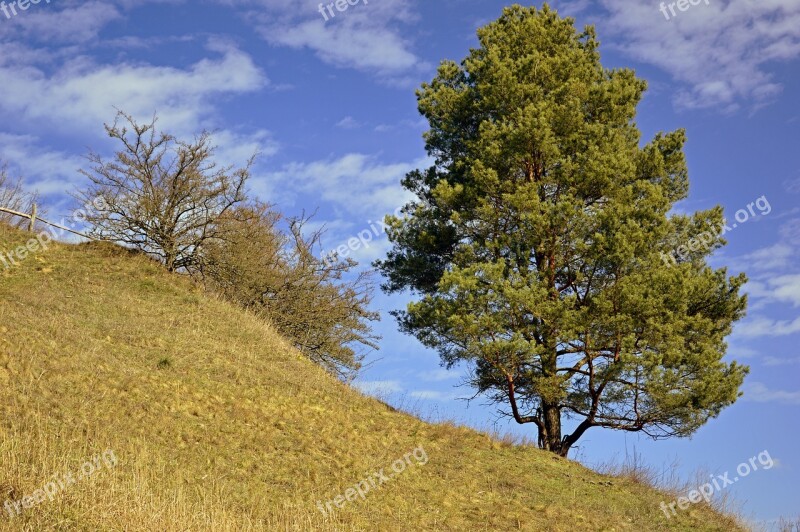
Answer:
[0,223,743,531]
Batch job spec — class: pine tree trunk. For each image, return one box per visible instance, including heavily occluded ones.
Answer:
[542,402,566,456]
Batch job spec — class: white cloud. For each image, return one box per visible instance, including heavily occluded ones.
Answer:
[727,218,800,274]
[374,117,427,133]
[746,275,800,308]
[211,129,279,170]
[736,316,800,337]
[762,355,800,366]
[419,369,458,382]
[102,34,196,51]
[578,0,800,111]
[261,153,427,217]
[335,116,360,129]
[265,18,418,74]
[726,344,760,359]
[735,243,796,272]
[0,133,85,198]
[729,345,796,369]
[225,0,422,77]
[762,274,800,307]
[255,152,432,264]
[785,176,800,194]
[0,1,122,43]
[0,38,267,135]
[779,218,800,243]
[0,127,278,214]
[353,379,403,395]
[342,232,393,266]
[743,381,800,404]
[409,389,462,401]
[554,0,594,17]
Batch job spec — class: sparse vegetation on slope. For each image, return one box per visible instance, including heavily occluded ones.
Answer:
[0,224,743,531]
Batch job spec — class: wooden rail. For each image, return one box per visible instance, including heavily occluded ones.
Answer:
[0,205,92,239]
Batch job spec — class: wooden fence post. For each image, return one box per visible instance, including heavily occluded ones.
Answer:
[0,206,90,239]
[29,204,37,232]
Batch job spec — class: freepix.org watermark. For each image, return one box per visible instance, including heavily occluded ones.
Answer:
[321,205,405,266]
[0,196,107,272]
[3,449,118,519]
[660,450,774,518]
[317,0,368,22]
[660,195,771,267]
[659,0,710,21]
[0,0,51,22]
[316,445,428,517]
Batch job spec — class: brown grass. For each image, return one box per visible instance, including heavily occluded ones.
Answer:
[0,224,746,531]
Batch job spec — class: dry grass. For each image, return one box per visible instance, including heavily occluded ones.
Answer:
[777,517,800,532]
[594,449,749,527]
[0,224,746,531]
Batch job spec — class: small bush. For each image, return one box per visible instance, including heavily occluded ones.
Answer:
[199,202,379,378]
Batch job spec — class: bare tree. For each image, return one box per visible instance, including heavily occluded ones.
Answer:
[0,164,39,228]
[76,111,253,272]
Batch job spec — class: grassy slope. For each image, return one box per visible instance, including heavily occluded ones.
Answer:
[0,224,743,531]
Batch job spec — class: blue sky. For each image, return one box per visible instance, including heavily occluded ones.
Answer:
[1,0,798,526]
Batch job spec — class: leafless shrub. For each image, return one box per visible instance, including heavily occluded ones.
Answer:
[76,111,252,272]
[0,164,38,228]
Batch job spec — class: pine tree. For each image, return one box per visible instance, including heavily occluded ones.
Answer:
[376,4,748,457]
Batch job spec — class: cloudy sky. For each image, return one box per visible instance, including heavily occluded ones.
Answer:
[1,0,798,525]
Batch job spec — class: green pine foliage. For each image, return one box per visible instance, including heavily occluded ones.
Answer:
[377,4,748,457]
